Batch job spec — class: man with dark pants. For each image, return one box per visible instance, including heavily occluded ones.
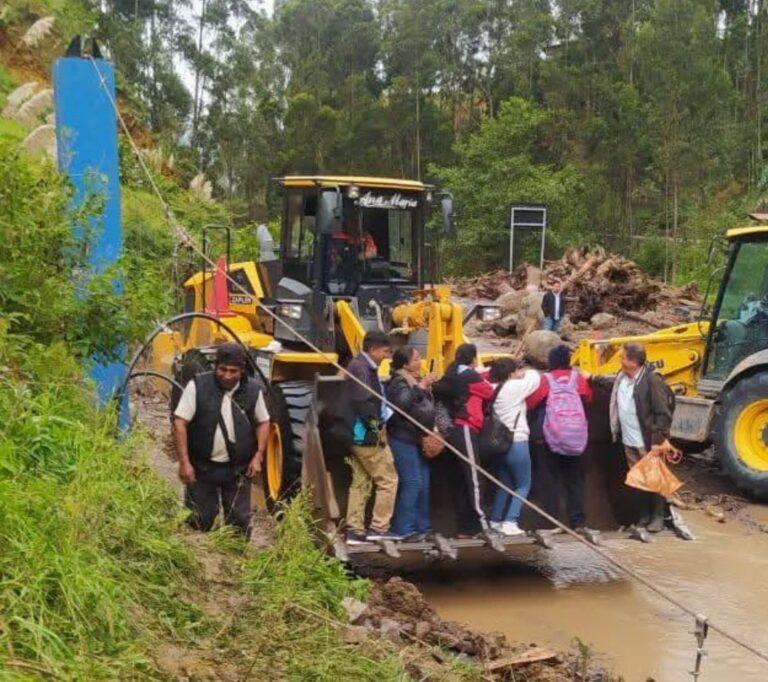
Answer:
[345,331,399,544]
[173,343,271,535]
[609,342,674,532]
[542,281,565,333]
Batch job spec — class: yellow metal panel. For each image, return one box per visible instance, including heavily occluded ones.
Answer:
[726,226,768,239]
[277,175,428,192]
[274,351,339,364]
[336,300,366,357]
[571,323,708,397]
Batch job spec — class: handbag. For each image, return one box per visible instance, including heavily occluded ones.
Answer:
[479,383,520,458]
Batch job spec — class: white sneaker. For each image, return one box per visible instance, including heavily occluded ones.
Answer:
[489,521,504,533]
[500,521,525,536]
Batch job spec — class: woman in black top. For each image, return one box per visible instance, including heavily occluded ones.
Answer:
[386,346,437,539]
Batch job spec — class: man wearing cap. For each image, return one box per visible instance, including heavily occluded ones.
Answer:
[173,343,270,535]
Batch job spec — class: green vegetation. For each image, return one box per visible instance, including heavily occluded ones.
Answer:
[0,137,468,680]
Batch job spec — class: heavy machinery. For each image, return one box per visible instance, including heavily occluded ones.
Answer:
[149,176,504,509]
[143,175,690,560]
[573,225,768,499]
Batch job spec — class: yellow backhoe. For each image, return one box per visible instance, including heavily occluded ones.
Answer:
[573,225,768,499]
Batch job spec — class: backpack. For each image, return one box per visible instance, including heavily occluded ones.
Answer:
[543,370,588,456]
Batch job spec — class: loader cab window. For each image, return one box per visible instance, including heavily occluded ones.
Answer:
[324,193,419,295]
[283,192,317,285]
[706,240,768,378]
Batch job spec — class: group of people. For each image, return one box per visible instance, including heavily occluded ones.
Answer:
[344,331,674,544]
[170,332,673,545]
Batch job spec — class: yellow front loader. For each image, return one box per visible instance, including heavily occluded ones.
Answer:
[148,177,504,513]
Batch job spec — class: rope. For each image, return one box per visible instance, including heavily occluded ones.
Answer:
[88,57,768,671]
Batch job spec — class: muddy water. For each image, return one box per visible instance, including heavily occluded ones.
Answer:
[418,511,768,681]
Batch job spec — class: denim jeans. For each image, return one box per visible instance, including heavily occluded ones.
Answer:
[543,317,561,333]
[389,437,432,536]
[491,440,532,523]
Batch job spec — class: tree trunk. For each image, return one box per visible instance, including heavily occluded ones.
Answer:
[191,0,208,154]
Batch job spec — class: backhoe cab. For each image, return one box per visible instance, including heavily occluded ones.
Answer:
[574,226,768,499]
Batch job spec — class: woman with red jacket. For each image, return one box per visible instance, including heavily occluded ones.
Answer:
[432,343,495,538]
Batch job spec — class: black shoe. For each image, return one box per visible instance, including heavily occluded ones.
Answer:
[647,496,667,533]
[345,530,368,545]
[403,533,428,542]
[366,529,404,542]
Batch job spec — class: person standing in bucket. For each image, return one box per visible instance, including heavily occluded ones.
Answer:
[386,346,437,540]
[432,343,499,542]
[609,342,674,532]
[489,359,546,536]
[344,331,399,544]
[173,342,270,535]
[541,281,565,333]
[537,344,593,531]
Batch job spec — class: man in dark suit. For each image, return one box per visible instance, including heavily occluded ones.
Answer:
[542,280,565,332]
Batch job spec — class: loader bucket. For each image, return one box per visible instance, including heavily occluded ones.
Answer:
[303,377,648,552]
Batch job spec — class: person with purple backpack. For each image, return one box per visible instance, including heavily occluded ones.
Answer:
[535,344,593,531]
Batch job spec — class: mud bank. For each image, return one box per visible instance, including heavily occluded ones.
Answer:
[355,577,618,681]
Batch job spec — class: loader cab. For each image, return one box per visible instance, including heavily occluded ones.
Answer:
[704,229,768,378]
[277,176,440,298]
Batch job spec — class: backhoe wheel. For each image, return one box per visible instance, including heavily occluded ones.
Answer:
[714,372,768,500]
[263,380,313,513]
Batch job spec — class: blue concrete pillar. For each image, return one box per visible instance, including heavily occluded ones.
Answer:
[53,57,126,421]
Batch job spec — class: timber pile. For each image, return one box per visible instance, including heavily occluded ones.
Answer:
[451,247,700,324]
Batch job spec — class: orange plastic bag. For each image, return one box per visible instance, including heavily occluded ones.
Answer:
[625,449,683,498]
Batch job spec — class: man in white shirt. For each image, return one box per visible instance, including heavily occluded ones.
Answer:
[608,343,674,532]
[173,343,270,535]
[542,281,565,333]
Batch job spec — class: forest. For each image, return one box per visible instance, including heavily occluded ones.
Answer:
[87,0,768,279]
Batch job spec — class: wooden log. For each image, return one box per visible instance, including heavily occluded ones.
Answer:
[486,647,559,673]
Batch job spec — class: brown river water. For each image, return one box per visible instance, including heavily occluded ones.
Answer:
[417,509,768,681]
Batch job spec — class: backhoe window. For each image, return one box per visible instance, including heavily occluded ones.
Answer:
[706,240,768,378]
[286,193,315,260]
[324,195,418,294]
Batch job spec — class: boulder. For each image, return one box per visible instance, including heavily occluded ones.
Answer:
[524,330,562,368]
[590,312,617,330]
[558,315,575,340]
[491,314,518,337]
[517,290,544,333]
[496,289,527,315]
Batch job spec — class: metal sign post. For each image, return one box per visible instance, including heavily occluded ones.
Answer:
[509,204,547,272]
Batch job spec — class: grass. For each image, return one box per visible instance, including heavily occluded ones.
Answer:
[0,325,439,680]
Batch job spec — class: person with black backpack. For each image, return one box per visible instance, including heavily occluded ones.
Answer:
[488,359,547,536]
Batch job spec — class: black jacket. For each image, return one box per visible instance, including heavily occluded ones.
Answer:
[607,366,674,451]
[346,353,383,425]
[542,291,565,320]
[386,373,436,444]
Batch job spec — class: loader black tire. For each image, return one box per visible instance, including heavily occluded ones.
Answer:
[169,348,211,414]
[263,380,313,513]
[713,372,768,501]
